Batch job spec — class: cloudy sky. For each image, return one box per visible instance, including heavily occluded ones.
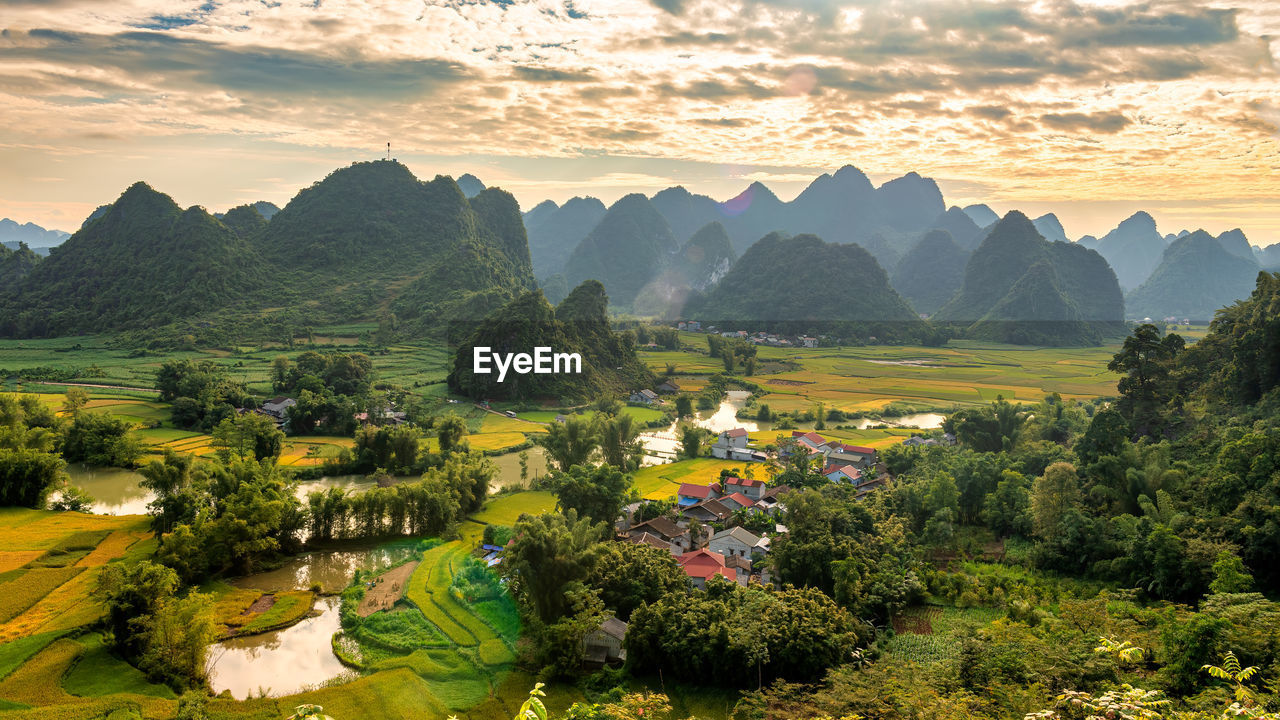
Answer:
[1,0,1277,244]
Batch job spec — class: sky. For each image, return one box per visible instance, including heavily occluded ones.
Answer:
[0,0,1277,245]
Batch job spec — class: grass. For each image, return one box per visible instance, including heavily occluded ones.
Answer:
[354,608,449,653]
[61,634,174,699]
[0,568,83,624]
[239,591,316,634]
[470,491,556,529]
[0,631,66,682]
[0,637,81,706]
[25,531,113,569]
[883,605,1008,665]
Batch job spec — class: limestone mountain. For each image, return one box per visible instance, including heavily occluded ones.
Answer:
[676,222,736,290]
[525,196,607,279]
[1033,214,1068,244]
[0,218,68,248]
[0,182,265,336]
[890,230,969,316]
[1215,229,1257,264]
[0,242,41,290]
[962,204,1000,228]
[683,232,926,341]
[564,193,679,309]
[1093,211,1165,291]
[651,186,723,243]
[929,207,983,250]
[447,280,656,402]
[934,211,1123,345]
[0,161,536,339]
[1127,231,1262,321]
[456,173,485,198]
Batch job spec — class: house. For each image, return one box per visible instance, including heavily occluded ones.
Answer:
[629,389,660,404]
[854,475,888,499]
[757,485,791,514]
[554,414,569,424]
[824,464,863,484]
[723,476,766,501]
[626,532,671,552]
[681,499,733,524]
[707,526,769,559]
[261,396,296,419]
[793,431,828,452]
[723,553,753,585]
[627,517,691,553]
[677,549,739,588]
[677,483,713,507]
[711,428,751,460]
[718,492,758,512]
[657,380,682,394]
[801,336,818,348]
[583,617,628,666]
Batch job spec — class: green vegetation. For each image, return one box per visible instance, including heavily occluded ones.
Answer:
[1127,231,1262,321]
[448,281,656,402]
[891,229,970,316]
[935,211,1124,345]
[684,231,932,343]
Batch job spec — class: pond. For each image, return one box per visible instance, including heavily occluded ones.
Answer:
[850,412,946,430]
[207,541,420,698]
[206,596,348,700]
[63,465,153,516]
[489,445,549,491]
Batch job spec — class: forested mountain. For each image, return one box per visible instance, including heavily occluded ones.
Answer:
[1032,213,1068,243]
[1093,211,1165,291]
[0,161,536,339]
[525,196,607,279]
[0,218,68,247]
[961,203,999,228]
[0,182,265,336]
[447,280,655,401]
[934,211,1124,345]
[563,193,678,309]
[1258,243,1280,269]
[456,173,485,198]
[1215,229,1257,263]
[683,232,927,341]
[890,229,969,315]
[674,221,735,291]
[1126,230,1261,321]
[0,242,41,289]
[929,206,983,250]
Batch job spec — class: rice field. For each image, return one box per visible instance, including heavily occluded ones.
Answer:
[632,458,745,500]
[883,605,1008,665]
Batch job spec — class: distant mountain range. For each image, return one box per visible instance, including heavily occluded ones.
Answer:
[3,160,1272,344]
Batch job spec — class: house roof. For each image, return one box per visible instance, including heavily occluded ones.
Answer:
[723,554,753,570]
[724,428,748,438]
[682,499,732,521]
[723,492,756,508]
[634,389,658,399]
[793,431,828,445]
[626,532,670,551]
[710,526,764,548]
[762,484,792,499]
[631,516,685,540]
[677,549,734,581]
[826,464,862,479]
[725,476,764,488]
[837,443,876,455]
[677,483,712,499]
[598,617,628,640]
[267,396,290,405]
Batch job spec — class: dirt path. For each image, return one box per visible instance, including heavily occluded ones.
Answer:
[357,561,419,617]
[26,381,156,393]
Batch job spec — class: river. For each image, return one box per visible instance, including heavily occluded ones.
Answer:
[637,394,945,464]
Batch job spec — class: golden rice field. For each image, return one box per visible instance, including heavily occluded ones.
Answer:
[632,458,746,500]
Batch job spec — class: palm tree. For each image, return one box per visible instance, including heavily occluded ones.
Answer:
[1202,652,1260,704]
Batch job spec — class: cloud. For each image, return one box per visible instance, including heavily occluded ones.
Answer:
[1041,111,1132,134]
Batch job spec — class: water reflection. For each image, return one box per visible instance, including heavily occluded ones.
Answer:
[206,596,348,699]
[63,465,153,515]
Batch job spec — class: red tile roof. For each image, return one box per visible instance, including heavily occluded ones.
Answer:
[678,483,712,499]
[726,476,764,488]
[677,549,734,581]
[723,492,755,508]
[725,428,748,437]
[838,444,876,455]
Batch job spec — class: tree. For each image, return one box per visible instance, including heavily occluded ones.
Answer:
[62,387,89,415]
[1201,652,1261,705]
[436,415,469,456]
[271,355,291,392]
[596,413,642,470]
[1031,462,1081,542]
[501,510,608,623]
[678,423,705,460]
[1108,324,1182,438]
[584,542,688,620]
[548,464,636,524]
[1209,551,1255,594]
[675,394,693,419]
[211,412,284,462]
[0,448,65,508]
[984,469,1032,537]
[63,411,144,467]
